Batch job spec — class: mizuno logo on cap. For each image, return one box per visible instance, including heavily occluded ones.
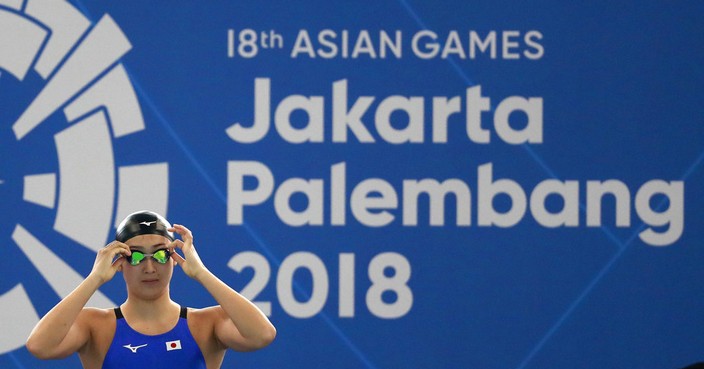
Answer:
[140,221,157,226]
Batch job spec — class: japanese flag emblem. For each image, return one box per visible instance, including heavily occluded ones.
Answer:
[165,340,182,351]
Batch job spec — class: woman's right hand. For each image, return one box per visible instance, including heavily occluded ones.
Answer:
[90,241,131,284]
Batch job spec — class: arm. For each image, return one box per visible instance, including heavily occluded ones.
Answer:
[169,224,276,351]
[25,242,130,359]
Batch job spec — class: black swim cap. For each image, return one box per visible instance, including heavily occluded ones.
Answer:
[115,210,174,243]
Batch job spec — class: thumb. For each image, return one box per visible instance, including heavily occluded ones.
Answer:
[171,250,186,266]
[112,257,125,272]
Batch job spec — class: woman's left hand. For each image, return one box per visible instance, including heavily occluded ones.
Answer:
[168,224,208,280]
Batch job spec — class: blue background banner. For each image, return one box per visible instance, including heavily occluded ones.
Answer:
[1,1,703,368]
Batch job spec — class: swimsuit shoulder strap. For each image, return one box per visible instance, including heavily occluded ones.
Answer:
[113,306,124,320]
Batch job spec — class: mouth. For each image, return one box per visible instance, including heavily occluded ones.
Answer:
[142,279,159,283]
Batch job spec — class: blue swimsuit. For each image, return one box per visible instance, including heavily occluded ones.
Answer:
[102,306,206,369]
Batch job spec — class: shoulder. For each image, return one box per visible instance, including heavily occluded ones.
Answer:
[77,307,116,327]
[185,306,234,339]
[76,307,117,361]
[185,306,228,354]
[185,306,224,328]
[77,307,117,350]
[81,307,115,317]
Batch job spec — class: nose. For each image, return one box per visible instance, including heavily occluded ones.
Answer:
[143,257,157,273]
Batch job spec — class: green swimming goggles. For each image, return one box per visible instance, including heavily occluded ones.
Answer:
[126,249,171,266]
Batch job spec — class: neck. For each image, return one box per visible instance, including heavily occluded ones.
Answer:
[122,290,179,319]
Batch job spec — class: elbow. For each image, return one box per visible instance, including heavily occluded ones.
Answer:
[247,324,276,351]
[263,324,277,346]
[26,335,66,360]
[255,324,277,349]
[26,338,51,360]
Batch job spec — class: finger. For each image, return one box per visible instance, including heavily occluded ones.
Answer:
[168,239,185,251]
[111,256,125,269]
[169,224,193,239]
[106,241,131,256]
[109,247,131,263]
[110,253,125,264]
[171,223,191,232]
[167,243,186,259]
[106,240,125,248]
[170,250,186,266]
[101,243,128,264]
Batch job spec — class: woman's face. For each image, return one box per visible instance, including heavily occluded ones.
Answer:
[121,234,175,301]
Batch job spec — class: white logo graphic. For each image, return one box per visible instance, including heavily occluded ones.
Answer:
[140,221,157,227]
[1,1,169,354]
[123,343,148,353]
[165,340,182,351]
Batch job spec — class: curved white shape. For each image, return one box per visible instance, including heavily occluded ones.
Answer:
[0,9,47,80]
[64,64,146,137]
[12,224,115,308]
[54,110,115,251]
[25,0,91,79]
[0,284,40,354]
[115,163,169,227]
[13,14,132,140]
[23,172,56,208]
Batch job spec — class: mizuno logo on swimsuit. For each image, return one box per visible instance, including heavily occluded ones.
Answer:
[123,343,148,353]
